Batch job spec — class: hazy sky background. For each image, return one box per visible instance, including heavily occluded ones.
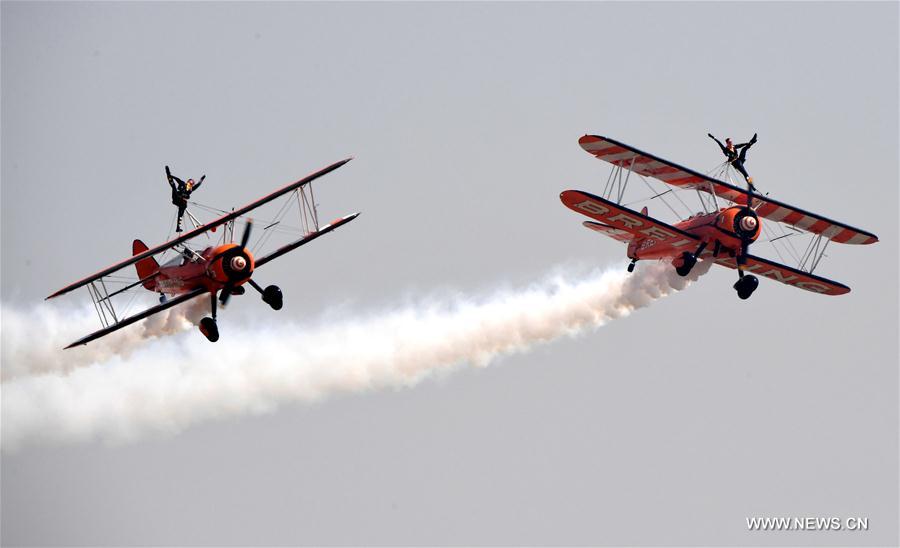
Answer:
[2,2,898,546]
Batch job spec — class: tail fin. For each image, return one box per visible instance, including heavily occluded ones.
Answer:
[132,239,159,290]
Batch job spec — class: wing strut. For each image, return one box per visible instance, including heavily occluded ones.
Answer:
[87,281,118,328]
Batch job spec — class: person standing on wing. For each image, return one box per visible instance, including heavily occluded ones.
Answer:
[708,132,758,192]
[166,166,205,232]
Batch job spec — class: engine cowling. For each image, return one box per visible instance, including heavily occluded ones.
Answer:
[207,244,255,285]
[716,206,761,242]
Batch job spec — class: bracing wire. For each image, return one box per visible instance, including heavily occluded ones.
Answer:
[761,223,788,264]
[189,200,305,238]
[635,174,695,219]
[251,190,301,254]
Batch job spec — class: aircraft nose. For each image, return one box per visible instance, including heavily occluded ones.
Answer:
[230,256,247,271]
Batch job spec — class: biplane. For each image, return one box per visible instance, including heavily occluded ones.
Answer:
[47,158,359,348]
[561,135,878,299]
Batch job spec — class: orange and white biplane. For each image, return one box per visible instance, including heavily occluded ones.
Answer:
[561,135,878,299]
[48,158,359,348]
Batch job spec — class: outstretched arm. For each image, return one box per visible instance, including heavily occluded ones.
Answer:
[165,166,175,189]
[193,175,205,191]
[708,133,727,153]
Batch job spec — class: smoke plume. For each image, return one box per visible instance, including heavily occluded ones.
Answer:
[1,260,710,451]
[1,298,209,382]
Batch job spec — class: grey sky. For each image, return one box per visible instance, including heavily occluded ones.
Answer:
[2,1,897,546]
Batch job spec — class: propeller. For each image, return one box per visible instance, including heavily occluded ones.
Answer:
[219,219,253,306]
[735,178,757,272]
[239,218,253,248]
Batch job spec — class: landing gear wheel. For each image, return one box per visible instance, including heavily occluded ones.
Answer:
[262,285,283,311]
[627,260,636,273]
[199,317,219,342]
[733,274,759,300]
[675,252,697,277]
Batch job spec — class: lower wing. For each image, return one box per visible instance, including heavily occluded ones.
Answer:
[65,288,208,349]
[64,214,358,349]
[582,221,636,243]
[709,253,850,296]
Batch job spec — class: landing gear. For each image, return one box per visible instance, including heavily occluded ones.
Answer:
[199,317,219,342]
[674,241,707,277]
[248,279,283,310]
[675,252,697,277]
[262,285,283,310]
[733,273,759,300]
[627,258,637,273]
[199,292,220,342]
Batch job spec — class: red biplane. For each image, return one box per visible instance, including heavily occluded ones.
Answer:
[48,159,359,348]
[561,135,878,299]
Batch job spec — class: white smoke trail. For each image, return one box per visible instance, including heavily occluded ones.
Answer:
[1,298,209,382]
[1,260,710,452]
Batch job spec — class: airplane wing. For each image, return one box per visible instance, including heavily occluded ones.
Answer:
[560,189,700,246]
[708,253,850,296]
[64,287,208,348]
[254,212,360,268]
[47,158,352,299]
[579,135,878,245]
[582,221,636,243]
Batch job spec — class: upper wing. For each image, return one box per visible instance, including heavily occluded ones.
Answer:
[579,135,878,245]
[707,253,850,296]
[560,189,700,246]
[255,212,360,268]
[64,287,207,348]
[47,158,352,299]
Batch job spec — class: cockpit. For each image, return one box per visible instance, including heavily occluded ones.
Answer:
[161,247,202,267]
